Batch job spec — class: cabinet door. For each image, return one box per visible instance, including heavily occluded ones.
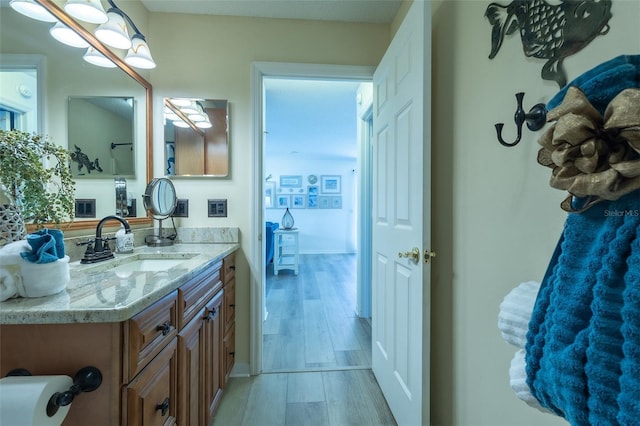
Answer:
[223,276,235,333]
[204,290,224,424]
[223,323,235,387]
[126,338,178,426]
[177,306,206,426]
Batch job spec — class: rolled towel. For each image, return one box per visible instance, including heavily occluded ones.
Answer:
[17,255,70,298]
[0,241,30,301]
[0,267,19,302]
[510,349,551,414]
[498,281,541,348]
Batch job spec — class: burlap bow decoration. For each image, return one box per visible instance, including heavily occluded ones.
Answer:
[537,86,640,212]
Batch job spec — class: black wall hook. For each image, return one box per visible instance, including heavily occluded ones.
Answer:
[495,92,548,147]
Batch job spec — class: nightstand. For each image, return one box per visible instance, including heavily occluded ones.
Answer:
[273,228,299,275]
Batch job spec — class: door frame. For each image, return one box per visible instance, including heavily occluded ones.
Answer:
[250,62,375,374]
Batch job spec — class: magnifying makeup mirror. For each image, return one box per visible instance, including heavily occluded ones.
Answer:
[143,178,177,246]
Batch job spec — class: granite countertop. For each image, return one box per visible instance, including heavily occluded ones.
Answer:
[0,243,238,325]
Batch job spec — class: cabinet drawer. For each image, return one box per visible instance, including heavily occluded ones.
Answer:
[178,261,222,329]
[223,277,235,333]
[127,290,178,381]
[223,323,235,385]
[125,337,178,426]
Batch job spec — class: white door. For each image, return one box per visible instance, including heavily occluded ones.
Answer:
[371,1,431,425]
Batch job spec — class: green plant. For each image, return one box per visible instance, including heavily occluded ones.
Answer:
[0,129,75,227]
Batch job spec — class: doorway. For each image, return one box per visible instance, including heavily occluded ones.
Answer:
[250,63,375,375]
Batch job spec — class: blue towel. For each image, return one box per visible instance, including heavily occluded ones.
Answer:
[20,229,66,264]
[526,191,640,425]
[547,54,640,114]
[526,55,640,424]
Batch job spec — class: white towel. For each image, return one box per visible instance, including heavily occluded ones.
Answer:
[510,349,551,413]
[0,240,69,299]
[18,256,70,298]
[0,240,30,301]
[498,280,540,348]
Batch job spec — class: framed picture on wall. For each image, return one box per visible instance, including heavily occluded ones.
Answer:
[330,196,342,209]
[280,175,303,188]
[319,196,331,209]
[291,194,306,208]
[265,181,276,208]
[320,175,341,194]
[307,186,318,208]
[276,194,291,208]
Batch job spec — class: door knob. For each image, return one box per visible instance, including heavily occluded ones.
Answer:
[424,249,436,263]
[398,247,420,263]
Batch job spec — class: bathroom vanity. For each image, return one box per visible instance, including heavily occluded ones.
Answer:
[0,243,238,426]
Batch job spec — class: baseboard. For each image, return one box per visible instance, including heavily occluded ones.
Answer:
[230,362,251,377]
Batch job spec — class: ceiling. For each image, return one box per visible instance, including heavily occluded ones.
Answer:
[264,78,369,161]
[140,0,403,24]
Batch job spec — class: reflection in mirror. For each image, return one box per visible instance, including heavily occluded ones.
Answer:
[68,96,135,178]
[143,178,177,247]
[0,2,152,228]
[164,99,229,177]
[0,65,40,134]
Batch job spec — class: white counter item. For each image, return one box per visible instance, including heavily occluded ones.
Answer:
[115,225,134,254]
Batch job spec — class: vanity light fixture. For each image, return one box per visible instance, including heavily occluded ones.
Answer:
[49,21,90,48]
[63,0,108,24]
[172,120,190,128]
[14,0,156,70]
[95,9,131,49]
[9,0,57,22]
[83,46,117,68]
[164,99,207,134]
[195,119,213,129]
[123,34,156,69]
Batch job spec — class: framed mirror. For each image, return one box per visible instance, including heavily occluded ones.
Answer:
[68,96,136,178]
[0,0,152,230]
[163,98,229,177]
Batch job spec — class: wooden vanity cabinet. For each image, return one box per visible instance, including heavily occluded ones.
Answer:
[0,252,236,426]
[176,266,224,426]
[222,252,236,385]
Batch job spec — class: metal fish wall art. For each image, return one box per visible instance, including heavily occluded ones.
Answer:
[485,0,613,87]
[70,144,103,175]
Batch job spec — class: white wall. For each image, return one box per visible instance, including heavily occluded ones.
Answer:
[149,12,390,374]
[264,160,358,254]
[431,1,640,425]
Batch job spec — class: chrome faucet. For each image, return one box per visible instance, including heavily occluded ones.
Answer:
[79,215,131,264]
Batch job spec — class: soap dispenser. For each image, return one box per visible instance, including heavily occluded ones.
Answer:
[115,225,134,254]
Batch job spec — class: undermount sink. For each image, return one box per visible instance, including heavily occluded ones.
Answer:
[111,258,188,273]
[76,253,199,274]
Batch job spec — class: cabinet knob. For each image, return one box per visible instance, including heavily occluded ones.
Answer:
[156,322,172,336]
[204,307,217,321]
[156,398,170,416]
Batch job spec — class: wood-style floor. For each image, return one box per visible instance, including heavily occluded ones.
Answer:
[212,370,396,426]
[263,254,372,372]
[211,254,395,426]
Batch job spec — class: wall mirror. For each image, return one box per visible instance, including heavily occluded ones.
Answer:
[0,0,152,229]
[163,98,229,177]
[68,96,135,178]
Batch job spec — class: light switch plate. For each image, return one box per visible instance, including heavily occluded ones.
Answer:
[75,199,96,218]
[173,199,189,217]
[208,199,227,217]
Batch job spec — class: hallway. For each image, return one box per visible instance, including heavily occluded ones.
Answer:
[263,254,371,372]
